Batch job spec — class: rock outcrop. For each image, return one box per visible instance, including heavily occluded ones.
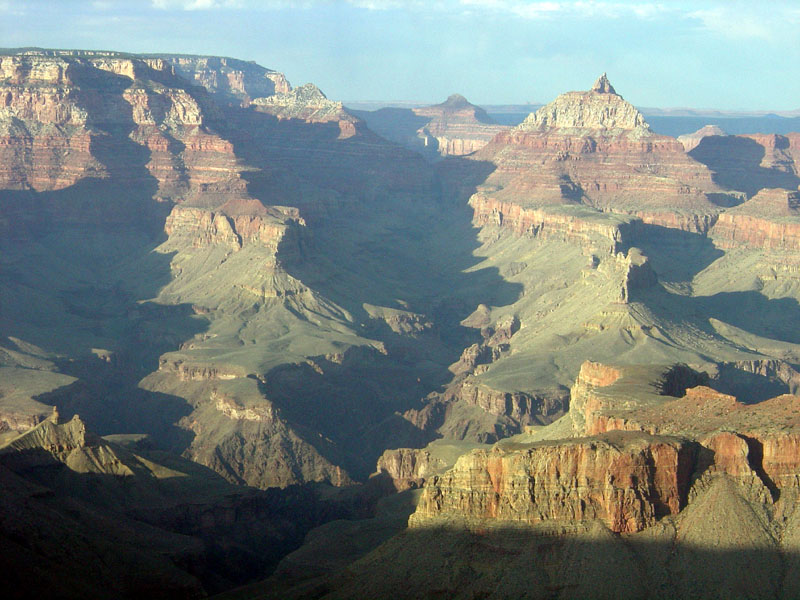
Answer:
[413,94,507,157]
[164,54,291,103]
[374,447,446,491]
[677,124,727,152]
[164,200,303,251]
[0,50,250,211]
[710,188,800,250]
[459,74,728,234]
[566,361,800,500]
[689,132,800,198]
[411,431,696,533]
[251,83,358,137]
[468,195,644,253]
[517,73,649,134]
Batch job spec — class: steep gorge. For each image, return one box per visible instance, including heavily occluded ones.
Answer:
[5,51,800,599]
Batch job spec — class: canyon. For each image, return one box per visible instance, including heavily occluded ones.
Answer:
[2,48,800,599]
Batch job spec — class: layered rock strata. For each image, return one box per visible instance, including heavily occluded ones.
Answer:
[251,83,358,137]
[411,431,696,533]
[413,94,507,157]
[567,361,800,498]
[710,188,800,250]
[164,54,291,103]
[689,132,800,198]
[462,74,727,234]
[374,447,446,491]
[0,50,250,210]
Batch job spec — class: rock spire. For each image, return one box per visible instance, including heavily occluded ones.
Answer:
[592,73,617,94]
[516,74,649,133]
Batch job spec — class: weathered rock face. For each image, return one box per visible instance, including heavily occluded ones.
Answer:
[518,73,649,134]
[447,378,566,427]
[0,54,102,191]
[0,50,250,210]
[677,124,727,152]
[566,361,800,501]
[251,83,358,137]
[413,94,507,157]
[163,201,303,251]
[469,194,644,253]
[743,132,800,177]
[182,389,354,489]
[0,409,365,599]
[0,411,139,477]
[411,431,696,533]
[165,54,291,103]
[374,447,445,491]
[710,188,800,250]
[460,75,727,234]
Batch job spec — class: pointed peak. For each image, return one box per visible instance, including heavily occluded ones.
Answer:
[592,73,617,95]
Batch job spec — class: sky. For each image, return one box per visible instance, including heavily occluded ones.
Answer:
[2,0,799,110]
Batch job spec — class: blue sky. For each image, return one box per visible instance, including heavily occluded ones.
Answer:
[2,0,799,110]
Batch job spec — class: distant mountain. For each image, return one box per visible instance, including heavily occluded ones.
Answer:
[352,93,507,158]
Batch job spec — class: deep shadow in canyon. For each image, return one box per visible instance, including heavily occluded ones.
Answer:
[0,446,368,599]
[245,522,800,600]
[0,64,207,452]
[689,135,800,198]
[207,105,521,480]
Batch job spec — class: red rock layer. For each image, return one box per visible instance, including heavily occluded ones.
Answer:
[413,95,507,157]
[742,132,800,174]
[0,52,251,209]
[411,431,696,533]
[459,78,727,235]
[472,131,722,233]
[569,362,800,495]
[711,189,800,250]
[0,55,103,190]
[469,194,642,253]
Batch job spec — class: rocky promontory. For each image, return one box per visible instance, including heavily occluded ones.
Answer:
[460,74,728,234]
[411,430,695,533]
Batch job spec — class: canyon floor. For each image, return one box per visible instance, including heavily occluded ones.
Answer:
[2,50,800,599]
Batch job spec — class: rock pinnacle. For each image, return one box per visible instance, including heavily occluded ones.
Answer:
[592,73,617,95]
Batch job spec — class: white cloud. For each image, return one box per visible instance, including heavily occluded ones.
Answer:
[457,1,670,20]
[688,3,800,41]
[151,0,244,9]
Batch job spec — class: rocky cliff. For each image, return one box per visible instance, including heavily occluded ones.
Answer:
[689,131,800,198]
[468,194,643,253]
[0,411,363,598]
[413,94,507,157]
[566,361,800,497]
[411,431,696,534]
[0,50,250,213]
[8,47,800,600]
[710,188,800,250]
[164,54,291,103]
[459,74,728,234]
[352,93,508,159]
[250,83,359,139]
